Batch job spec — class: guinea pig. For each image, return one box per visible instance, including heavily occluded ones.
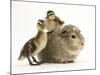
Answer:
[38,25,85,63]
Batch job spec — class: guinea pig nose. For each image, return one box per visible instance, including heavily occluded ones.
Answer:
[71,35,76,39]
[81,43,84,45]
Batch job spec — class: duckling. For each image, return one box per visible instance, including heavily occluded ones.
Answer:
[18,20,48,65]
[45,10,64,33]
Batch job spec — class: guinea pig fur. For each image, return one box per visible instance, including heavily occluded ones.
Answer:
[38,25,85,63]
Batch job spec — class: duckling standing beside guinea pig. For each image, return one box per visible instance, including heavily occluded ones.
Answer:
[18,20,48,65]
[38,25,85,63]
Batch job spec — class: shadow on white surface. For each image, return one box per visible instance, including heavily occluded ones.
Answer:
[12,59,95,74]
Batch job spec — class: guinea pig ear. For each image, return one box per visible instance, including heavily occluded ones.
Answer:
[58,30,68,36]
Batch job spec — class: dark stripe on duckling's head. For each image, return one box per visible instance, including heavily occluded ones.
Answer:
[37,19,45,25]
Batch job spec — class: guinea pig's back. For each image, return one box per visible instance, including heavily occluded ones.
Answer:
[38,33,76,63]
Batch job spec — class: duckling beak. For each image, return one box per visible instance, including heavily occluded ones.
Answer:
[44,28,48,32]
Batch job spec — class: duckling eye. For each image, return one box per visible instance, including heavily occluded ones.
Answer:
[38,23,41,25]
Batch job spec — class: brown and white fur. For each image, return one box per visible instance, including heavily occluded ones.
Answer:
[18,20,48,65]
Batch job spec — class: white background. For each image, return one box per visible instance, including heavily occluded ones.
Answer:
[12,1,95,74]
[0,0,99,75]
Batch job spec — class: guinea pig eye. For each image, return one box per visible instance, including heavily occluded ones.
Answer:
[71,35,76,39]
